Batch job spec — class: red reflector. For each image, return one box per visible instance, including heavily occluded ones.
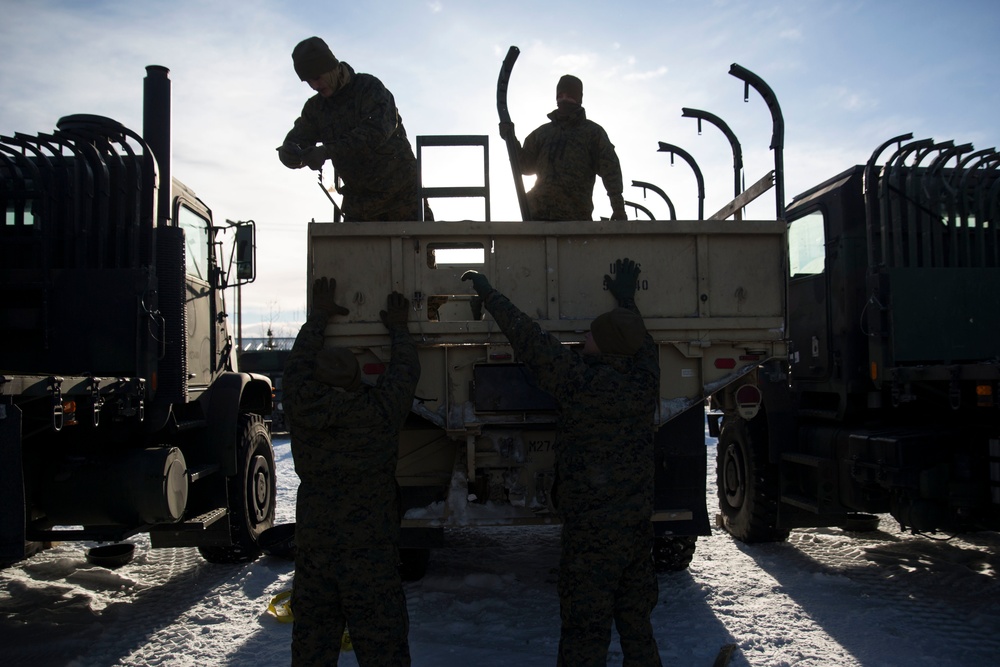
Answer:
[739,355,761,361]
[489,353,512,361]
[714,358,737,369]
[363,363,386,375]
[735,384,762,406]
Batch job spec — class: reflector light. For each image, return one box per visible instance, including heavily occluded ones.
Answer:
[489,353,512,361]
[734,383,762,419]
[977,384,994,408]
[363,363,386,375]
[62,400,78,426]
[735,384,761,407]
[714,358,736,369]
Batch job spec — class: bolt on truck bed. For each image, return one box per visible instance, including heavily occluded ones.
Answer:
[308,218,787,531]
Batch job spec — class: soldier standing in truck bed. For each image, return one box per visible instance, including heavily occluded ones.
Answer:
[278,36,423,222]
[461,258,662,665]
[283,277,420,666]
[500,74,627,221]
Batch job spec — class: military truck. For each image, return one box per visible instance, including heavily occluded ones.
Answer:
[309,177,790,575]
[309,218,786,571]
[0,66,276,566]
[302,61,788,575]
[714,134,1000,543]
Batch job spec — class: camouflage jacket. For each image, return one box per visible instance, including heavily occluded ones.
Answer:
[483,291,659,525]
[283,312,420,548]
[519,105,625,221]
[283,63,418,215]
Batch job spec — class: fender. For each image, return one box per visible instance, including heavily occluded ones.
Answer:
[206,372,272,476]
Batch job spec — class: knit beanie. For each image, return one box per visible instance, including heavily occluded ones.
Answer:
[590,308,646,356]
[315,347,361,390]
[292,36,339,81]
[556,75,583,104]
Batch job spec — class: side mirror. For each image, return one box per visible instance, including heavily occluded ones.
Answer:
[234,220,256,283]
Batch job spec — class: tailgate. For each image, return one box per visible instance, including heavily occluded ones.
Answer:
[308,219,787,427]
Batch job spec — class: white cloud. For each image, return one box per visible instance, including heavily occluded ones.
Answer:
[624,66,669,82]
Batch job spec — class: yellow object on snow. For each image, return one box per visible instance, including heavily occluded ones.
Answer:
[267,590,294,623]
[265,589,354,652]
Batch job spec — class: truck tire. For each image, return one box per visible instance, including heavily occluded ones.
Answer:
[716,414,789,543]
[653,535,696,572]
[199,414,276,563]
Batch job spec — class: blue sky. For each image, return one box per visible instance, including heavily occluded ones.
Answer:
[2,0,998,336]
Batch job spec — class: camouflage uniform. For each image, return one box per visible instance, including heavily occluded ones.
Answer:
[519,105,625,221]
[283,310,419,666]
[283,63,421,221]
[481,290,662,665]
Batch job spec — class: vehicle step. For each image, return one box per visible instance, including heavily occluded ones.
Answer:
[780,493,821,513]
[187,463,220,482]
[174,418,207,432]
[780,452,833,468]
[148,508,230,548]
[152,507,228,532]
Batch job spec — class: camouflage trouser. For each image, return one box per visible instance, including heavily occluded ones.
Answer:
[341,165,434,223]
[556,519,661,666]
[291,545,410,666]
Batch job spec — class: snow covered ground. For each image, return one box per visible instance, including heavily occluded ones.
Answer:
[2,430,1000,666]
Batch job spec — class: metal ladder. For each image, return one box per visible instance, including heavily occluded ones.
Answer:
[415,135,490,221]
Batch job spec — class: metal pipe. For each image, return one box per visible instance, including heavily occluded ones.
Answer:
[681,108,743,214]
[143,65,171,228]
[631,180,676,220]
[864,133,913,269]
[729,64,784,220]
[656,142,704,220]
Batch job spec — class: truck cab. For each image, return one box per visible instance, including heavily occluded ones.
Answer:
[0,66,275,566]
[717,135,1000,542]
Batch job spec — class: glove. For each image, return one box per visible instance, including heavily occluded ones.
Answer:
[469,295,484,321]
[312,277,350,317]
[304,146,326,171]
[610,207,627,221]
[603,258,640,303]
[277,142,306,169]
[461,270,494,298]
[380,291,410,329]
[498,121,515,142]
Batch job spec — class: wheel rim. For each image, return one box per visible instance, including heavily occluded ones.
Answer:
[723,442,746,509]
[249,453,272,524]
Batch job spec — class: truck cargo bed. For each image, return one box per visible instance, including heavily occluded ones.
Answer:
[309,218,787,431]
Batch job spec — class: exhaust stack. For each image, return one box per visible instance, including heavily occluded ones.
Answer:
[143,65,172,227]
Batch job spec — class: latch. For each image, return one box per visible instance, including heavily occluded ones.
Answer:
[48,376,64,432]
[89,376,105,427]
